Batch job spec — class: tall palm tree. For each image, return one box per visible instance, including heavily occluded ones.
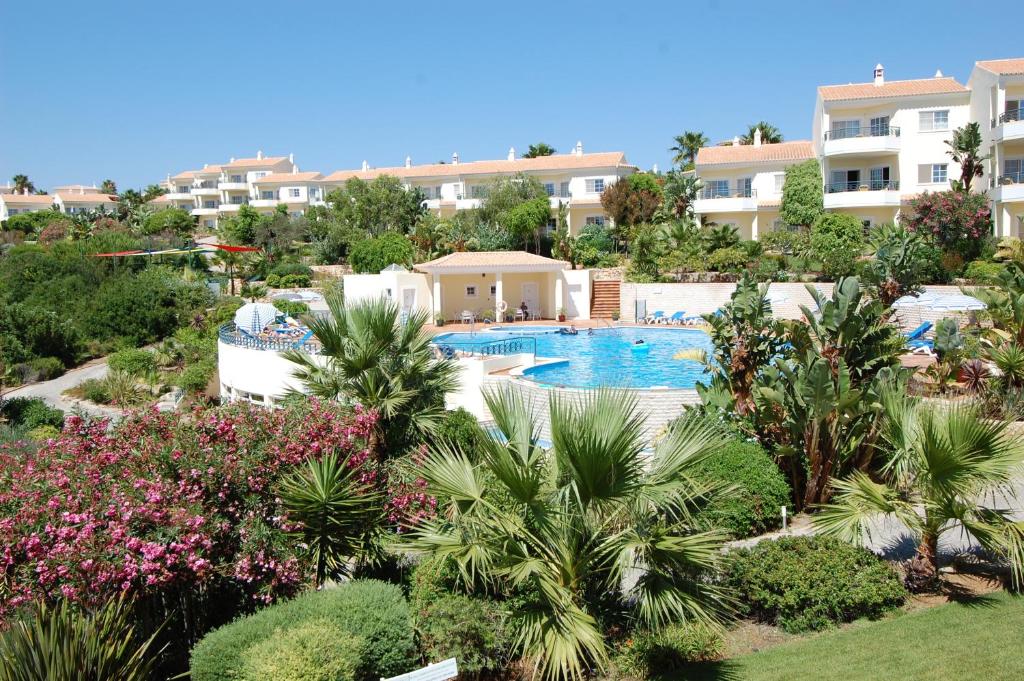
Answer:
[99,179,117,194]
[669,131,709,168]
[740,122,783,145]
[406,389,731,681]
[946,121,989,192]
[815,393,1024,590]
[284,295,459,459]
[10,174,35,195]
[213,248,243,296]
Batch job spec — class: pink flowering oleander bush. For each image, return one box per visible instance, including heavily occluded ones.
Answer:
[904,190,992,262]
[0,398,434,673]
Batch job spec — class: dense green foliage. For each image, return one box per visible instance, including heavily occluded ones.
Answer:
[810,213,865,278]
[236,619,362,681]
[107,348,156,377]
[612,622,725,677]
[904,190,992,261]
[349,232,416,273]
[190,580,416,681]
[429,407,490,458]
[0,398,64,430]
[779,160,823,228]
[725,537,907,632]
[691,438,790,538]
[862,223,934,306]
[141,207,196,238]
[0,303,83,369]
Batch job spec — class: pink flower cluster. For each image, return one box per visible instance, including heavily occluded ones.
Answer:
[0,400,381,621]
[905,190,993,250]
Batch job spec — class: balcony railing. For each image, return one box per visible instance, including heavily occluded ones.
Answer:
[998,110,1023,125]
[823,125,900,141]
[826,180,899,193]
[996,172,1024,186]
[699,186,756,199]
[431,335,536,359]
[219,323,322,354]
[545,191,571,199]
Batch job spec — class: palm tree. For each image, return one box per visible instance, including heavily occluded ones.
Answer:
[740,122,783,145]
[11,174,35,195]
[669,131,709,168]
[99,179,117,194]
[815,394,1024,590]
[406,389,731,681]
[278,452,386,587]
[946,121,989,192]
[284,295,458,459]
[213,248,243,296]
[523,142,556,158]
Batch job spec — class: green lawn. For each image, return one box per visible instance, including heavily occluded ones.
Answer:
[672,592,1024,681]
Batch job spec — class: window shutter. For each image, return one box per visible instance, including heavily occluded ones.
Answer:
[918,165,931,184]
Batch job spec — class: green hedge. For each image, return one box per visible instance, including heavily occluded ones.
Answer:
[693,439,791,538]
[429,408,489,460]
[724,536,907,632]
[190,580,416,681]
[107,348,156,377]
[0,397,64,430]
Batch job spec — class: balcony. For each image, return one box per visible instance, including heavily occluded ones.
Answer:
[218,202,248,212]
[991,173,1024,203]
[693,186,757,213]
[250,198,280,208]
[823,180,901,208]
[218,181,248,191]
[191,185,219,196]
[166,191,192,200]
[822,126,901,156]
[192,207,218,216]
[993,109,1024,142]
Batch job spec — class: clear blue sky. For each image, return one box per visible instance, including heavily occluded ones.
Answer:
[2,0,1021,191]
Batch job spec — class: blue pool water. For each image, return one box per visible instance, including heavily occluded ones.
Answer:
[433,327,713,389]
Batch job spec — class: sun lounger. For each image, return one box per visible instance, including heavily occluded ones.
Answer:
[664,312,685,325]
[903,321,933,343]
[644,311,665,324]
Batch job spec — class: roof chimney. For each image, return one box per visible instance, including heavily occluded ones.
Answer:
[732,136,740,146]
[405,156,412,168]
[874,63,884,86]
[229,158,234,163]
[361,160,369,172]
[508,147,515,161]
[753,128,762,147]
[288,152,294,163]
[652,163,659,174]
[256,150,263,160]
[574,141,583,157]
[452,152,459,165]
[934,68,944,78]
[291,164,298,174]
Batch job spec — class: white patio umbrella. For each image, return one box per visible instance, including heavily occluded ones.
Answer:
[923,293,987,312]
[234,302,282,335]
[892,292,938,308]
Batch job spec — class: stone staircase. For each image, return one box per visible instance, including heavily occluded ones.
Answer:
[590,280,621,319]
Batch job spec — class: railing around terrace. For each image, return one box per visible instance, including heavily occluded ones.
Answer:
[432,335,536,359]
[699,186,756,199]
[823,125,901,141]
[996,172,1024,186]
[825,180,900,193]
[219,323,322,354]
[998,109,1023,125]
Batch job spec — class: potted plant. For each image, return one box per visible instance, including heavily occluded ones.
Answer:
[611,310,620,322]
[434,314,446,327]
[557,307,566,322]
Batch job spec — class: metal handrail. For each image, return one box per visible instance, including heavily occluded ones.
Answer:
[823,125,900,141]
[825,180,900,193]
[996,172,1024,185]
[999,110,1023,124]
[699,186,756,199]
[432,335,536,359]
[219,323,322,354]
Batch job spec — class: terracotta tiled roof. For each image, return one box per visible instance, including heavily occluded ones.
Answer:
[172,170,199,180]
[56,192,117,203]
[193,166,223,176]
[1,194,55,204]
[148,195,174,205]
[222,156,289,169]
[252,171,324,184]
[416,251,569,271]
[976,58,1024,75]
[818,77,967,101]
[696,141,814,166]
[324,152,631,183]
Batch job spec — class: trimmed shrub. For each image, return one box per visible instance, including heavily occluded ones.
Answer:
[177,361,215,394]
[692,439,790,538]
[269,262,314,279]
[416,594,509,675]
[265,273,281,288]
[964,260,1006,283]
[78,378,112,404]
[707,246,749,272]
[724,536,907,632]
[613,622,725,678]
[190,580,416,681]
[238,619,364,681]
[430,408,489,459]
[810,213,866,278]
[107,348,157,377]
[28,356,65,380]
[0,397,64,430]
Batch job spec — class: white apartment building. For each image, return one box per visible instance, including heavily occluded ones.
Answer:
[969,58,1024,236]
[1,186,117,221]
[0,192,56,221]
[159,143,634,236]
[693,136,815,239]
[695,64,972,234]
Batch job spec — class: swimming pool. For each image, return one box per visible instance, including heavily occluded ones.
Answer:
[432,326,713,389]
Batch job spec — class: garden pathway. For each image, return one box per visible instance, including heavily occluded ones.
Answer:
[4,357,122,421]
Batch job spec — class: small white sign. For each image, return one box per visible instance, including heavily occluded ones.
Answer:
[383,658,458,681]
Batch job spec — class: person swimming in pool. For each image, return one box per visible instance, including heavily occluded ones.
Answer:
[587,328,594,336]
[634,339,646,345]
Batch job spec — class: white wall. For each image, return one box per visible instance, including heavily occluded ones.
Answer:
[563,269,592,320]
[218,341,325,405]
[342,271,433,317]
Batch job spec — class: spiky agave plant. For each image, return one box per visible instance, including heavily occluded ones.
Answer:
[0,596,164,681]
[405,388,732,681]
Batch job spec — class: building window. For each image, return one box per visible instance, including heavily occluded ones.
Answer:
[1005,159,1024,183]
[585,216,605,226]
[177,185,191,193]
[585,178,605,193]
[230,196,245,205]
[559,181,570,197]
[544,182,555,196]
[489,285,497,295]
[289,188,301,198]
[261,191,275,200]
[470,185,486,199]
[253,172,267,179]
[203,200,216,209]
[830,120,861,139]
[230,175,243,183]
[465,285,478,297]
[736,177,752,197]
[546,218,558,234]
[708,179,729,198]
[7,209,18,216]
[919,110,949,132]
[774,173,785,193]
[204,219,214,228]
[931,163,948,184]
